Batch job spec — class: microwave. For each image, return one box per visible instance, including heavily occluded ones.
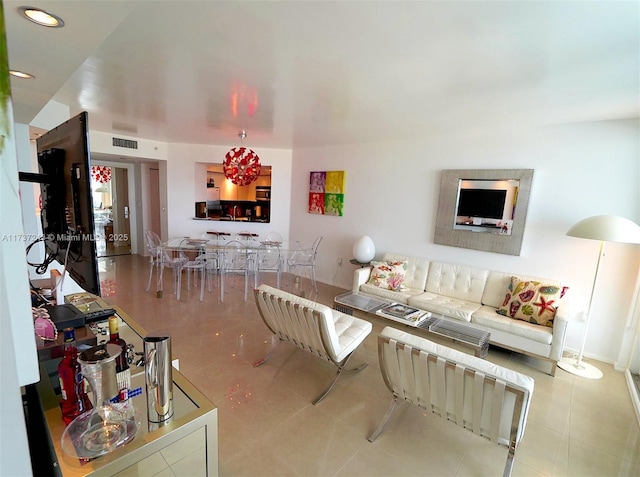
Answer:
[255,186,270,201]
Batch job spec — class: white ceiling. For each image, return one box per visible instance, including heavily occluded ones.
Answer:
[5,1,639,150]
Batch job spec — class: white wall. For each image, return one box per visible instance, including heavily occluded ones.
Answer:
[166,143,293,241]
[289,119,640,365]
[1,102,36,475]
[89,130,168,162]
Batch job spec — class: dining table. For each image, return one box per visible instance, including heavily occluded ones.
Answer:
[155,237,296,300]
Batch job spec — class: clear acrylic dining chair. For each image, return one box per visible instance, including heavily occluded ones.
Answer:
[200,233,221,292]
[263,231,283,244]
[144,230,162,292]
[256,241,282,289]
[236,230,259,242]
[177,239,207,301]
[157,241,188,297]
[287,236,322,292]
[220,240,255,302]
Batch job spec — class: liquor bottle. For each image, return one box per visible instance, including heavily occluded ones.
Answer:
[57,327,92,425]
[107,316,130,393]
[107,316,129,372]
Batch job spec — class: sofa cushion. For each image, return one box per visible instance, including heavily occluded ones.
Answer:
[328,311,373,363]
[367,260,407,291]
[497,277,568,327]
[408,292,481,322]
[381,253,430,292]
[472,305,553,345]
[359,283,422,304]
[425,262,489,304]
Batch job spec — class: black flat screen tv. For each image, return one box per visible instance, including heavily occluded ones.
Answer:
[36,112,101,296]
[456,188,507,220]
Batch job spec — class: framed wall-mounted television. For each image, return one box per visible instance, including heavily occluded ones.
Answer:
[456,188,507,220]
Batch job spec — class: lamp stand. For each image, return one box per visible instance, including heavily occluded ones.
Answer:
[558,241,604,379]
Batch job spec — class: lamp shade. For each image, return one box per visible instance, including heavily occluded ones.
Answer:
[567,215,640,244]
[353,235,375,263]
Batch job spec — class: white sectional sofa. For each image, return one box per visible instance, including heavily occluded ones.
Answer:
[352,252,570,375]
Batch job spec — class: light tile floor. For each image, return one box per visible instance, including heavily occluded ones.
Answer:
[99,254,639,477]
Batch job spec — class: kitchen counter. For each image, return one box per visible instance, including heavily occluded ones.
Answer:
[193,217,250,221]
[193,216,269,222]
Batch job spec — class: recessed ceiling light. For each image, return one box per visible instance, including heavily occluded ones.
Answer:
[18,6,65,27]
[9,69,35,79]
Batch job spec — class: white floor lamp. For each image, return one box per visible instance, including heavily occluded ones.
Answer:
[558,215,640,379]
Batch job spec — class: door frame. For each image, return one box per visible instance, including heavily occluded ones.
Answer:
[92,160,138,255]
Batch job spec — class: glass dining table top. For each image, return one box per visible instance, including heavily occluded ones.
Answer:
[161,237,295,252]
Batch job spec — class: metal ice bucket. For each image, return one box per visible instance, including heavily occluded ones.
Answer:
[143,335,174,423]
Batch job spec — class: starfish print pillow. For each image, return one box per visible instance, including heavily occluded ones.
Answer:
[497,277,568,327]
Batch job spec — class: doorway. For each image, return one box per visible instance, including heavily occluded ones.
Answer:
[91,166,131,257]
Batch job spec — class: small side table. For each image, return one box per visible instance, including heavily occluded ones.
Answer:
[349,259,371,268]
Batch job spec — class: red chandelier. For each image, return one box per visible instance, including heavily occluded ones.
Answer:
[91,165,111,184]
[223,131,262,186]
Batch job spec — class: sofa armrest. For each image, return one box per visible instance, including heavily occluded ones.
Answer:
[352,266,372,294]
[555,297,570,322]
[549,298,571,361]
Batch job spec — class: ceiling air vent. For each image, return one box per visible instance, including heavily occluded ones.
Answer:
[112,137,138,149]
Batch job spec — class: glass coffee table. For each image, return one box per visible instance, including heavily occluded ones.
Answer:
[334,292,490,358]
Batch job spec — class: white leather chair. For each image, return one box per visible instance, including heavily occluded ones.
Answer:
[254,284,372,404]
[369,326,534,477]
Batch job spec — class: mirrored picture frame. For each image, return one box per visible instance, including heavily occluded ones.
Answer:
[434,169,534,256]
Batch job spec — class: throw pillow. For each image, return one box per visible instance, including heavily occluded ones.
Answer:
[367,260,407,291]
[497,277,568,327]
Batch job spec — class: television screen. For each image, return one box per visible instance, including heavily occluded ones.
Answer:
[37,112,101,296]
[456,188,507,220]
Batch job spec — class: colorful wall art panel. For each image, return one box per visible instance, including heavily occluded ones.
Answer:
[308,170,345,216]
